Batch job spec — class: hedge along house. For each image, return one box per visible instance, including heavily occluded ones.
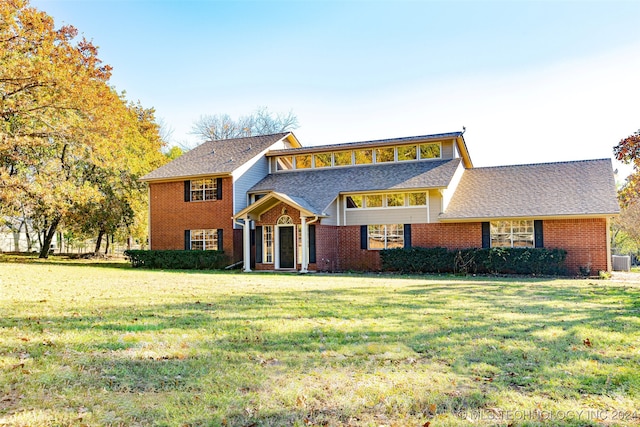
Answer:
[141,131,620,275]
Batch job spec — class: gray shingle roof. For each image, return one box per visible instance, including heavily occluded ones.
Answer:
[440,159,620,220]
[267,131,464,156]
[249,158,462,214]
[140,133,291,181]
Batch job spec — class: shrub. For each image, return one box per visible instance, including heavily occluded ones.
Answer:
[381,247,567,276]
[124,250,229,270]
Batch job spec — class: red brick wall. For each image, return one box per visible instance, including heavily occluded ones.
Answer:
[149,178,234,256]
[543,218,609,275]
[336,226,382,271]
[411,223,482,249]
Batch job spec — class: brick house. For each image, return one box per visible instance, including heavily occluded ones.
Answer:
[140,131,620,274]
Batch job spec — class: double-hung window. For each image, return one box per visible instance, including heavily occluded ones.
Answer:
[490,220,534,248]
[189,229,219,250]
[190,178,217,201]
[368,224,404,250]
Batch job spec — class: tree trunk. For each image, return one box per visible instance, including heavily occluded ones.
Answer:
[38,217,61,259]
[104,234,110,255]
[94,229,104,254]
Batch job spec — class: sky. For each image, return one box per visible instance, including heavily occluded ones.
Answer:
[31,0,640,179]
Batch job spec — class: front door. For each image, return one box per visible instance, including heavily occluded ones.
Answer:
[278,226,295,269]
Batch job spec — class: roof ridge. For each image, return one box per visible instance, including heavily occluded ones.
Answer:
[202,131,290,144]
[471,158,611,170]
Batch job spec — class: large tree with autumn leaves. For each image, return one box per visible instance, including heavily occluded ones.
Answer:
[613,130,640,256]
[0,0,167,257]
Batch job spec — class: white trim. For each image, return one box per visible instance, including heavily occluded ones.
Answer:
[147,186,151,249]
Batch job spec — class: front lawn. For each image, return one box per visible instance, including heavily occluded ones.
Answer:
[1,262,639,426]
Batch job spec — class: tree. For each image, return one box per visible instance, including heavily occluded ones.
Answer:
[191,106,298,142]
[613,130,640,206]
[612,202,640,256]
[1,0,168,257]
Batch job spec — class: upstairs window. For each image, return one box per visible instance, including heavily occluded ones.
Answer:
[190,178,217,201]
[314,153,332,168]
[420,143,441,159]
[334,151,352,166]
[295,154,312,169]
[397,145,417,161]
[375,147,395,163]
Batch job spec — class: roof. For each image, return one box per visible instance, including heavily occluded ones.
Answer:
[140,133,294,182]
[439,159,620,221]
[233,191,320,220]
[249,158,462,214]
[266,131,464,156]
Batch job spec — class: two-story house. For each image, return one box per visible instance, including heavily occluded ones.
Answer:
[140,131,620,275]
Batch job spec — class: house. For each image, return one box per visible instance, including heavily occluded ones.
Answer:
[140,131,620,275]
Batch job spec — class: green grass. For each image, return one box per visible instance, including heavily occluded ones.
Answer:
[1,261,639,426]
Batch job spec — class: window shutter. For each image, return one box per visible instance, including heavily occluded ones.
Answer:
[216,178,223,200]
[217,229,223,252]
[534,220,544,248]
[403,224,412,248]
[184,230,190,250]
[309,224,316,263]
[184,181,191,202]
[255,226,263,263]
[481,222,490,248]
[360,225,368,250]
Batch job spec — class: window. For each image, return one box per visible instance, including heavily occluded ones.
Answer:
[365,194,383,208]
[295,154,312,169]
[419,143,441,159]
[276,156,293,171]
[397,145,417,161]
[375,147,394,163]
[346,195,363,208]
[345,192,427,209]
[490,220,534,248]
[408,192,427,206]
[386,193,404,207]
[334,151,352,166]
[314,153,332,168]
[354,149,373,165]
[190,229,218,250]
[264,225,273,263]
[368,224,404,250]
[191,179,217,201]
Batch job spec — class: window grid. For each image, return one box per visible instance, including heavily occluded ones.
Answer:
[368,224,404,250]
[490,220,534,248]
[346,192,427,209]
[275,142,442,171]
[190,179,217,201]
[264,225,273,263]
[190,229,218,250]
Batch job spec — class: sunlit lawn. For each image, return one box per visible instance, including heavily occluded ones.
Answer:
[1,258,639,426]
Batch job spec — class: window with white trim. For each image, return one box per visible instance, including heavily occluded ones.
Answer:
[368,224,404,250]
[190,229,218,250]
[190,179,217,201]
[264,225,273,263]
[490,220,534,248]
[346,192,427,209]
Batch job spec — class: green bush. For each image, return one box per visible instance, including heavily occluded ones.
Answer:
[381,247,567,276]
[124,250,229,270]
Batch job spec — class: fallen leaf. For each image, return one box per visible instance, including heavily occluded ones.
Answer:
[423,422,431,427]
[428,403,437,414]
[583,338,592,347]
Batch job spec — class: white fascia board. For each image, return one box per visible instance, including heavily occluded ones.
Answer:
[441,161,465,212]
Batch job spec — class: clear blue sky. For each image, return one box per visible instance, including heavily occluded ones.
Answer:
[32,0,640,177]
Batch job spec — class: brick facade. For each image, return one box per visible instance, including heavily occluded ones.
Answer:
[150,182,611,275]
[543,218,609,275]
[149,177,234,256]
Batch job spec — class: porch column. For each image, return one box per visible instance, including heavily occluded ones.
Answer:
[243,217,252,272]
[300,216,308,273]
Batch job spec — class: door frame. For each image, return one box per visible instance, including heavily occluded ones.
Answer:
[275,224,296,270]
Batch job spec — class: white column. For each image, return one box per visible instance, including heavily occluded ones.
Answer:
[243,217,252,272]
[300,216,308,273]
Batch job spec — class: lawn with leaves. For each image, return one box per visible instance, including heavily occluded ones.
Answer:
[1,260,639,426]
